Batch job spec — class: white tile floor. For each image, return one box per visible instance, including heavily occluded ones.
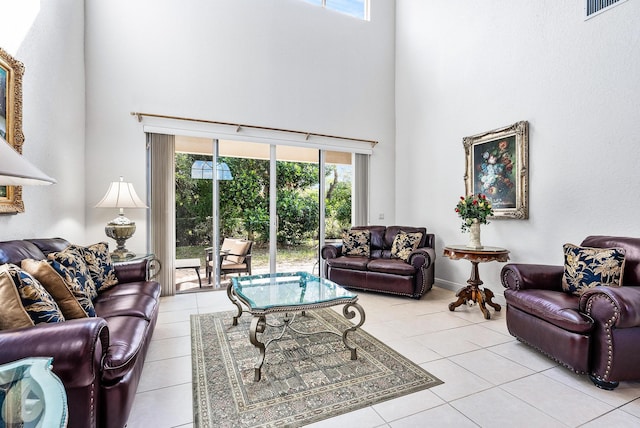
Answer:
[126,285,640,427]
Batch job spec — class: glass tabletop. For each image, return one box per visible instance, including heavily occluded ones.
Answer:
[231,271,356,310]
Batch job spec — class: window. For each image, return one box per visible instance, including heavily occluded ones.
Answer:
[303,0,369,20]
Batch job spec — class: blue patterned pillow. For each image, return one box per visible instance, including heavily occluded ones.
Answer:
[70,242,119,293]
[48,246,98,301]
[342,230,371,257]
[562,243,626,296]
[1,264,65,324]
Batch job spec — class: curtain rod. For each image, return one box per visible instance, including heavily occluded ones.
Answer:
[130,112,378,146]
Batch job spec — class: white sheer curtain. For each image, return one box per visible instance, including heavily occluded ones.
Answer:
[148,133,176,296]
[353,153,369,226]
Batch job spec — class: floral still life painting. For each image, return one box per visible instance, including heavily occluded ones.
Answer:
[463,121,529,219]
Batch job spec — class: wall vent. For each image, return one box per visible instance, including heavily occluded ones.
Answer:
[585,0,627,19]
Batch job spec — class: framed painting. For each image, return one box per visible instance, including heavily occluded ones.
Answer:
[0,47,25,214]
[463,121,529,219]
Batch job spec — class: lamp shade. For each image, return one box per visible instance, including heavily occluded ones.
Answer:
[95,177,147,208]
[0,136,56,186]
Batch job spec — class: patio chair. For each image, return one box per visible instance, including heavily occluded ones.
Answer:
[205,238,253,284]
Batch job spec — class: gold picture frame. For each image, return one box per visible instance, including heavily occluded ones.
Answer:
[0,47,25,213]
[463,121,529,219]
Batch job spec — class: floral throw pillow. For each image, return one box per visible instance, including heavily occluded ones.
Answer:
[342,230,371,257]
[0,264,65,325]
[48,246,99,301]
[562,243,626,296]
[391,231,423,262]
[70,242,119,293]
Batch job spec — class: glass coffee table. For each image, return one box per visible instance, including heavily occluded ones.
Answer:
[228,271,366,381]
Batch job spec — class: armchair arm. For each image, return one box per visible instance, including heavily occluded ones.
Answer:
[321,243,342,260]
[501,264,565,292]
[580,286,640,328]
[0,318,109,388]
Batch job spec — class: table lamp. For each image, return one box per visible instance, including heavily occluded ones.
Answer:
[0,136,56,185]
[95,176,147,260]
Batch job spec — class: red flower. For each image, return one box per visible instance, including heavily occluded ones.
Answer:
[472,200,478,205]
[455,208,459,212]
[460,196,465,200]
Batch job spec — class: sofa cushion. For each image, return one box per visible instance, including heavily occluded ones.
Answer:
[390,231,423,262]
[221,238,250,263]
[562,243,625,296]
[101,315,151,382]
[0,271,34,329]
[94,294,158,321]
[46,258,97,318]
[21,259,89,319]
[367,258,416,276]
[48,247,99,301]
[505,288,593,334]
[342,229,371,257]
[326,256,369,271]
[72,242,119,293]
[0,264,65,325]
[0,240,46,265]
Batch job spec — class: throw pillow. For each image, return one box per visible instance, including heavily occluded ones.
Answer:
[48,246,99,301]
[70,242,119,293]
[0,264,65,325]
[391,231,423,262]
[0,271,34,330]
[21,259,89,319]
[342,230,371,257]
[562,243,626,296]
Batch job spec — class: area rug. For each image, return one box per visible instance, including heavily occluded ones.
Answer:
[191,308,443,427]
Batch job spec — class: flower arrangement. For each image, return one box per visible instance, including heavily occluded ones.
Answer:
[455,194,494,232]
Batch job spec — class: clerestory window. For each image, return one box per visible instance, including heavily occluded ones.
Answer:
[303,0,369,20]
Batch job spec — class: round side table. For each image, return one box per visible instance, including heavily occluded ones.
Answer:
[443,245,510,320]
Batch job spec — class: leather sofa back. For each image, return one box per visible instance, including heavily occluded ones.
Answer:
[350,225,428,259]
[581,235,640,286]
[0,238,70,265]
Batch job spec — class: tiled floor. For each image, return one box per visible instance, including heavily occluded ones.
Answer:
[127,285,640,427]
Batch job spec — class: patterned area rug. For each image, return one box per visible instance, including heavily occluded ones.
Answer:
[191,308,443,427]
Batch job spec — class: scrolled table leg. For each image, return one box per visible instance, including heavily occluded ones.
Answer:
[226,282,243,326]
[342,302,365,360]
[249,315,267,381]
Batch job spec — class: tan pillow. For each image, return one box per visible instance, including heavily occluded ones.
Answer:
[0,271,34,330]
[222,239,250,264]
[390,231,423,262]
[21,259,89,319]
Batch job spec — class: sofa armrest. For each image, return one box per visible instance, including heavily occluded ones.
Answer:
[0,318,109,388]
[580,286,640,328]
[501,264,565,292]
[409,247,435,269]
[114,258,149,282]
[321,243,342,260]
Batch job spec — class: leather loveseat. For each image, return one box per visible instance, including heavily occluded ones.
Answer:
[501,235,640,390]
[0,238,160,427]
[321,226,435,299]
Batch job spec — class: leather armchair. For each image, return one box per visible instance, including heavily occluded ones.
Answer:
[501,235,640,390]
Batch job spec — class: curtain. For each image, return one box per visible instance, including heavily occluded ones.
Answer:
[353,153,369,226]
[148,133,176,296]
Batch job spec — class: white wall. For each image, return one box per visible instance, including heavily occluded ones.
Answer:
[84,0,397,254]
[396,0,640,295]
[0,0,86,242]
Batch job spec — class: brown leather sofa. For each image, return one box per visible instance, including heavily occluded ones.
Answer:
[501,235,640,390]
[0,238,160,427]
[321,226,435,299]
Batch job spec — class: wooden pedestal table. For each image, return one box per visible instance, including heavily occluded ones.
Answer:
[443,245,510,320]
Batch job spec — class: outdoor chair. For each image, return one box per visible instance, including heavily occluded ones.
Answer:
[205,238,253,284]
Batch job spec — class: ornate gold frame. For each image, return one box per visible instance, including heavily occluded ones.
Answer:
[0,47,25,213]
[463,121,529,219]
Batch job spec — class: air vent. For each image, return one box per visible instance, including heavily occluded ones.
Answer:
[585,0,627,19]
